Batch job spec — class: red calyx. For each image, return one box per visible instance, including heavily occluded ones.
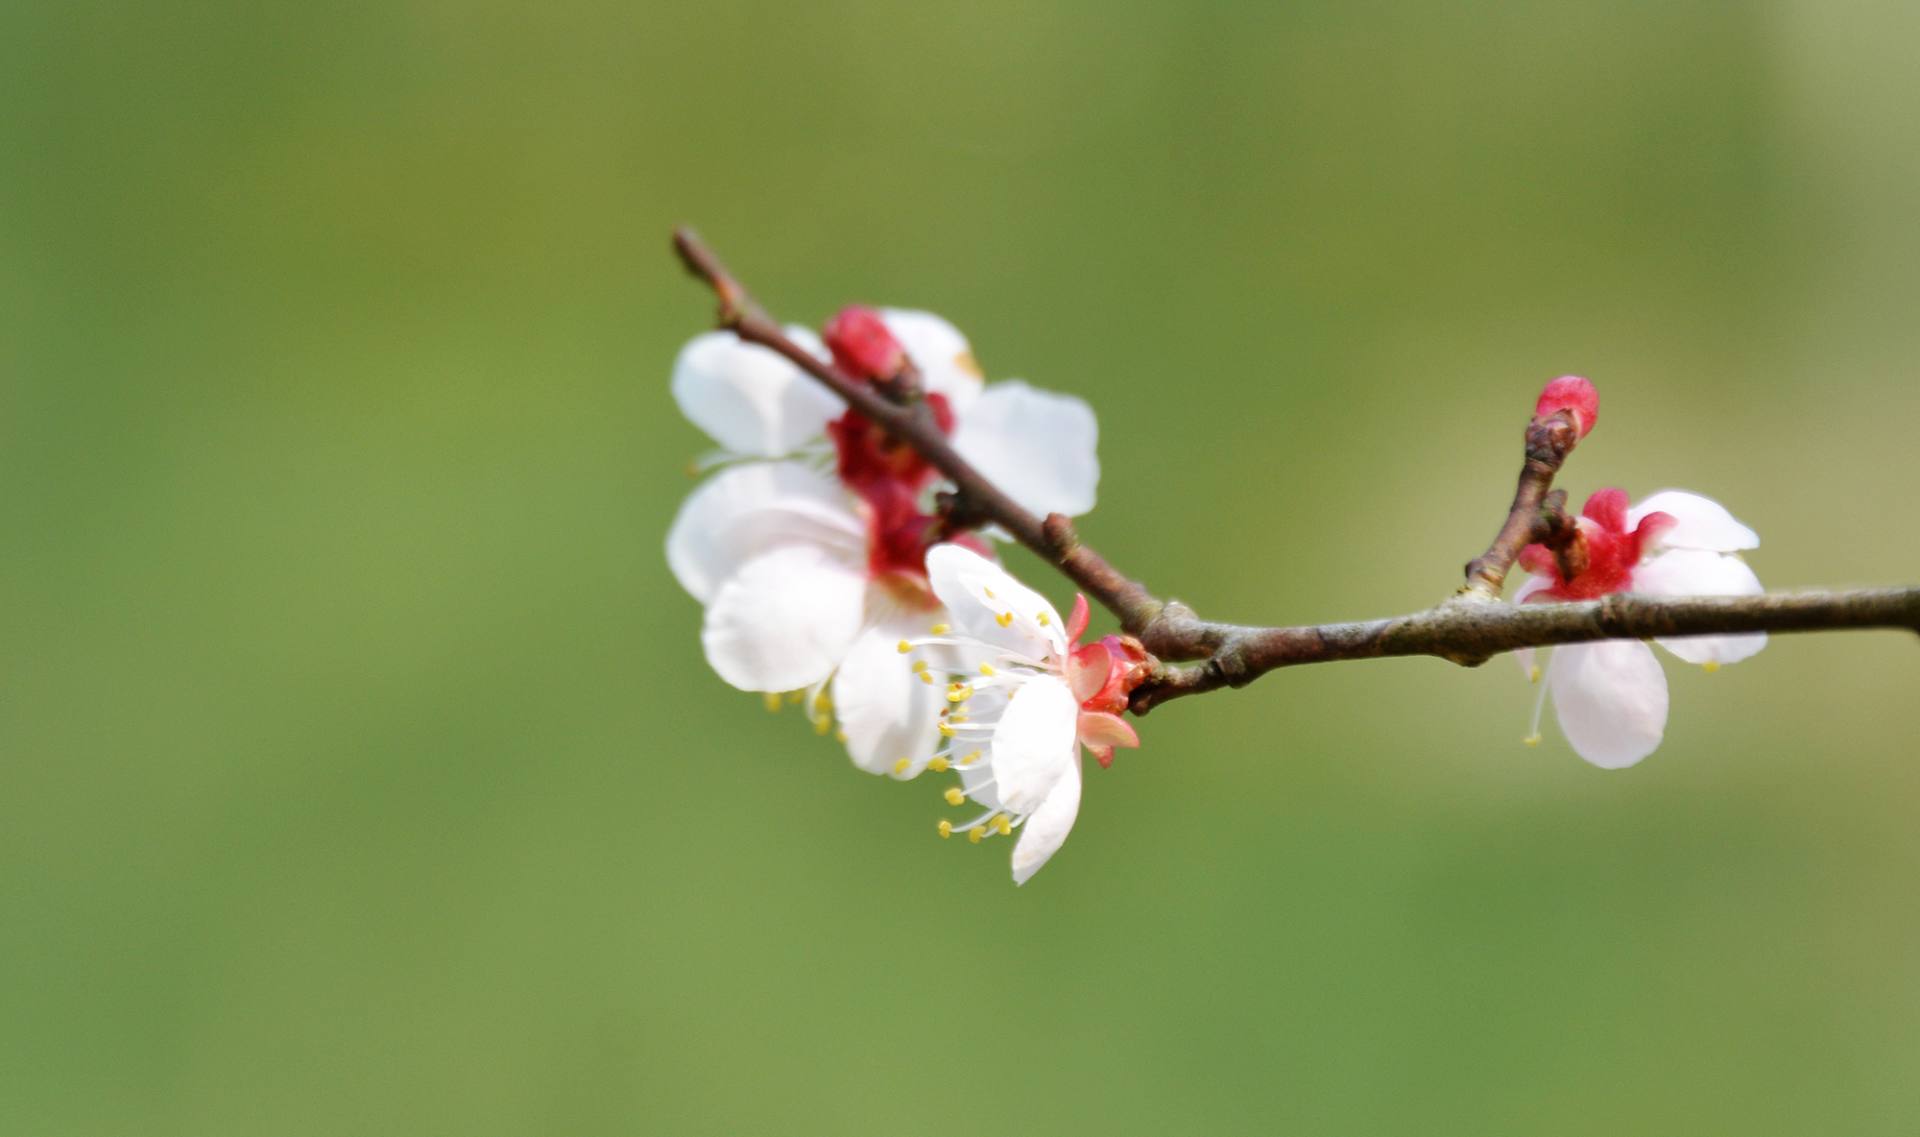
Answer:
[1534,375,1599,439]
[822,306,963,597]
[1519,487,1673,601]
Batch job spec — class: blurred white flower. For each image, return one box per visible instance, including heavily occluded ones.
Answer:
[664,310,1101,778]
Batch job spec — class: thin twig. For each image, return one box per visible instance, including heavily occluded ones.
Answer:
[670,226,1920,715]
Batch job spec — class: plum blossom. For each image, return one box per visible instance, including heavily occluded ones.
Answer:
[1514,487,1765,769]
[897,544,1151,885]
[665,308,1100,778]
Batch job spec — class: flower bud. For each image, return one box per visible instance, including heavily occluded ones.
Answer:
[822,305,906,382]
[1534,375,1599,438]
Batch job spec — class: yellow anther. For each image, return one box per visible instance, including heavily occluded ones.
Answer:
[937,819,953,839]
[939,723,956,739]
[992,813,1012,836]
[834,729,848,743]
[812,716,831,736]
[961,750,982,766]
[947,685,971,703]
[1528,665,1542,684]
[979,663,996,676]
[950,715,968,724]
[912,660,930,673]
[995,611,1014,628]
[897,639,912,654]
[893,758,912,776]
[984,587,996,599]
[1037,611,1050,625]
[927,756,951,773]
[919,672,935,685]
[786,690,805,705]
[1523,734,1542,747]
[763,692,782,713]
[968,826,986,844]
[930,623,951,636]
[1702,661,1721,674]
[944,786,966,807]
[813,691,831,712]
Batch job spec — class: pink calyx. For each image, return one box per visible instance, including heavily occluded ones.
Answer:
[1060,594,1151,768]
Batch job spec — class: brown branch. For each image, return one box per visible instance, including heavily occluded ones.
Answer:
[1461,411,1582,598]
[1128,587,1920,713]
[671,226,1920,714]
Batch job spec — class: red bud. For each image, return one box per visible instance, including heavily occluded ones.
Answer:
[1535,375,1599,438]
[822,306,905,382]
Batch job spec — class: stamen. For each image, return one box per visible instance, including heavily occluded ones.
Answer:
[930,623,951,636]
[834,729,848,743]
[995,612,1014,628]
[992,814,1012,836]
[812,716,831,736]
[1036,612,1050,626]
[979,663,996,676]
[893,758,911,776]
[939,723,956,739]
[944,786,966,806]
[919,672,935,685]
[1526,651,1552,744]
[937,820,953,840]
[762,693,782,713]
[960,750,983,766]
[926,756,950,773]
[897,640,912,654]
[968,826,986,844]
[1702,661,1721,674]
[983,588,995,600]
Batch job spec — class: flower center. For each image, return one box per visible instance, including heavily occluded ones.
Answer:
[827,394,967,602]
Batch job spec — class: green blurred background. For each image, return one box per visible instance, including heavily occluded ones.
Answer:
[5,1,1918,1133]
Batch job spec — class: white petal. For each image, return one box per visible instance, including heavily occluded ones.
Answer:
[832,608,950,776]
[1511,572,1555,605]
[701,545,867,692]
[1547,640,1669,769]
[879,309,982,412]
[951,381,1100,519]
[670,328,842,457]
[1631,549,1768,665]
[987,673,1079,815]
[1011,757,1082,886]
[1628,490,1759,553]
[924,544,1069,663]
[666,461,864,604]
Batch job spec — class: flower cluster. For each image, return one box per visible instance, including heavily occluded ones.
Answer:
[665,307,1129,882]
[667,313,1775,881]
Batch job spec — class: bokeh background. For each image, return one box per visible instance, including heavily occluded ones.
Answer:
[6,2,1918,1133]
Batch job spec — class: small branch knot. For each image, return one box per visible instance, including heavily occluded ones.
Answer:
[1041,513,1080,556]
